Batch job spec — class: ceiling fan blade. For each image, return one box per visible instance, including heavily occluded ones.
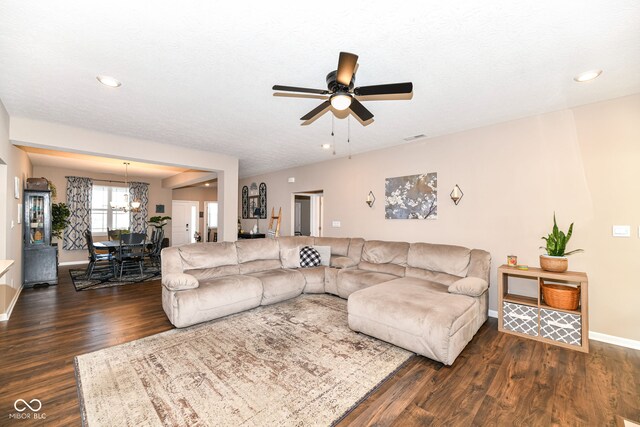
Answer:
[349,98,374,122]
[300,100,331,121]
[354,82,413,96]
[273,85,329,95]
[336,52,358,86]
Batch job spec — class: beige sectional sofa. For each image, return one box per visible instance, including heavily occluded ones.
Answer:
[161,236,490,365]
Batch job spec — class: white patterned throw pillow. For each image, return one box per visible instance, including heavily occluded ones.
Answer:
[299,246,321,268]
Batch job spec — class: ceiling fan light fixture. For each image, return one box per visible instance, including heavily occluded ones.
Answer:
[330,93,352,111]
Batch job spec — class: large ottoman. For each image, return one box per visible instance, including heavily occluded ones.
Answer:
[347,277,482,365]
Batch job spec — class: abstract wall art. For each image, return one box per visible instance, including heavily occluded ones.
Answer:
[385,172,437,219]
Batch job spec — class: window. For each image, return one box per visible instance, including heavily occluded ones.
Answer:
[91,185,130,234]
[207,202,218,228]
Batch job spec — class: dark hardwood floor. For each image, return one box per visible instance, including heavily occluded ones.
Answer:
[1,266,638,426]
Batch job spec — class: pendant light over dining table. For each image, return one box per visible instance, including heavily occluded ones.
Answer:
[110,162,141,212]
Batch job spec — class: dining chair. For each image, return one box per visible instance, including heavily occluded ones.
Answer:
[84,230,115,279]
[147,229,164,268]
[115,232,147,280]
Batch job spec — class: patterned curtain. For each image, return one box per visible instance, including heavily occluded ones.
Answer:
[63,177,93,250]
[129,182,149,234]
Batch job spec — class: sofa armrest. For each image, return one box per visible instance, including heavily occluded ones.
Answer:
[448,277,488,297]
[331,256,358,269]
[466,249,491,284]
[162,273,199,291]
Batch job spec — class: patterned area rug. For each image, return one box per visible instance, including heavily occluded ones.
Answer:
[75,295,412,426]
[69,267,161,291]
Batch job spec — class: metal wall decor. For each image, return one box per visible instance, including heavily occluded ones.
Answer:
[242,182,267,219]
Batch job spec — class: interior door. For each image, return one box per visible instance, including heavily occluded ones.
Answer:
[171,200,198,246]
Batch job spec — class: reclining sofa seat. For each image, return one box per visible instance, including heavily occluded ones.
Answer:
[161,236,490,365]
[346,241,491,365]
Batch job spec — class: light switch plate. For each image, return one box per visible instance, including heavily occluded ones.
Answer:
[332,221,341,227]
[612,225,631,237]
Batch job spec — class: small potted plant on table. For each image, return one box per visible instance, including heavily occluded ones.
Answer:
[540,214,583,273]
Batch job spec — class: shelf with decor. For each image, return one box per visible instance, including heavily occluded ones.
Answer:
[497,265,589,353]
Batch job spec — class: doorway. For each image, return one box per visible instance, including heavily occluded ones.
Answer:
[204,201,218,242]
[171,200,199,246]
[292,191,323,237]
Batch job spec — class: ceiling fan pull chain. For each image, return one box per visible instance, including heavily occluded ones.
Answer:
[332,116,336,155]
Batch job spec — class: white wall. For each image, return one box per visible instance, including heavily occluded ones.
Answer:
[240,94,640,342]
[0,98,33,317]
[10,118,238,242]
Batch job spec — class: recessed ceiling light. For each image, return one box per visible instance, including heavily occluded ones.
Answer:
[205,183,210,186]
[96,75,122,87]
[321,144,331,150]
[573,70,603,82]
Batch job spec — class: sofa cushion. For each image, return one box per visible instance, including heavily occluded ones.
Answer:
[179,242,238,270]
[236,239,280,263]
[300,246,322,268]
[361,240,410,266]
[299,266,325,294]
[448,277,488,297]
[357,261,405,277]
[162,273,199,291]
[347,238,365,264]
[407,242,471,277]
[404,267,462,287]
[170,274,263,327]
[280,245,301,269]
[330,255,357,269]
[313,237,351,256]
[312,245,331,266]
[348,277,479,365]
[239,259,282,275]
[278,236,314,249]
[248,269,305,305]
[336,269,397,299]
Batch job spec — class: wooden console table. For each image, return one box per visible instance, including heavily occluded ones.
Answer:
[498,265,589,353]
[238,233,265,239]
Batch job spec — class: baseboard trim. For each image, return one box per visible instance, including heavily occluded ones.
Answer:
[59,261,89,266]
[489,309,639,350]
[0,285,23,321]
[589,331,640,350]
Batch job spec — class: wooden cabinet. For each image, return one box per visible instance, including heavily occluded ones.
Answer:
[497,265,588,353]
[23,190,58,287]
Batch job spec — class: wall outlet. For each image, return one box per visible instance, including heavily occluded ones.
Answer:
[332,221,341,228]
[612,225,631,237]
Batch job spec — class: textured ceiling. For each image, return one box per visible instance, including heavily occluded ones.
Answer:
[0,1,639,178]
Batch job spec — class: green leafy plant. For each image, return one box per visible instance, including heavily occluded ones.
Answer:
[51,202,71,240]
[149,215,172,229]
[540,213,583,257]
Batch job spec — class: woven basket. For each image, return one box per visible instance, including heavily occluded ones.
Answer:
[541,281,580,310]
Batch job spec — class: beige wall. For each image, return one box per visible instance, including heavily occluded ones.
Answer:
[572,95,640,342]
[31,165,174,264]
[10,118,238,241]
[172,185,218,236]
[0,98,33,317]
[240,94,640,342]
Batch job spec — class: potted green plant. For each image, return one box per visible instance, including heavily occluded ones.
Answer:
[149,215,171,229]
[51,202,71,240]
[540,214,583,272]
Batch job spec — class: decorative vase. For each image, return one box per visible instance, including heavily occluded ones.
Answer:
[539,255,568,273]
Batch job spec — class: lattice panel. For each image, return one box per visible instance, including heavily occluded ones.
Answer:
[503,302,539,336]
[540,308,582,346]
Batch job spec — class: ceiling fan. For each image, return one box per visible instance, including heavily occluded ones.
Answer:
[273,52,413,125]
